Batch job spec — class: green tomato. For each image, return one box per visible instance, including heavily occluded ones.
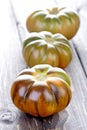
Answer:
[26,7,80,39]
[11,64,72,117]
[22,31,72,68]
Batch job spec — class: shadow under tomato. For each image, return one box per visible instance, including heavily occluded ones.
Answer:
[26,113,59,130]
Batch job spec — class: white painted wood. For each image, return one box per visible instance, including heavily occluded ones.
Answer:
[73,7,87,75]
[0,0,28,129]
[0,0,87,129]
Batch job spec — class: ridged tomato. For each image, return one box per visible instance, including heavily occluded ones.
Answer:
[26,7,80,39]
[22,31,72,68]
[11,64,72,117]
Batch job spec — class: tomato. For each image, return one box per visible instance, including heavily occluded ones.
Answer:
[26,7,80,39]
[22,31,72,69]
[11,64,72,117]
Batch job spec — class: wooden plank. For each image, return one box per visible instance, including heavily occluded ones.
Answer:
[0,0,87,130]
[73,7,87,76]
[0,0,29,130]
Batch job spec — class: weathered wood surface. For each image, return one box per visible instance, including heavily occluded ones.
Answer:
[0,0,87,130]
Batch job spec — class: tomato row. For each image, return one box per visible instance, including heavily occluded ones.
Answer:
[10,7,80,117]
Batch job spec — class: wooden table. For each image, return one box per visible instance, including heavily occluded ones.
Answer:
[0,0,87,129]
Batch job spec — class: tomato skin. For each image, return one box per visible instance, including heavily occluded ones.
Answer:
[26,7,80,39]
[22,31,72,69]
[11,64,72,117]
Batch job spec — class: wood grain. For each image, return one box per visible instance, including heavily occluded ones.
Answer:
[73,7,87,76]
[0,0,87,129]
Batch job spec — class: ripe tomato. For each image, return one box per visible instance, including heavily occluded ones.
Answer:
[11,64,72,117]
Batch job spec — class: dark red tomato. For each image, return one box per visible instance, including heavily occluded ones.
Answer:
[11,64,72,117]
